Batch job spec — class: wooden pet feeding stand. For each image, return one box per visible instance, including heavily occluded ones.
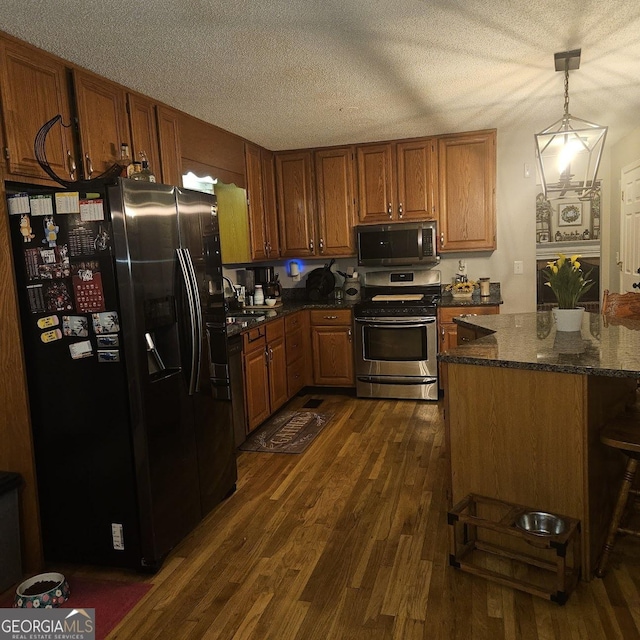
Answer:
[448,494,581,605]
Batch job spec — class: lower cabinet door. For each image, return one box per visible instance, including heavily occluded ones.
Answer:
[244,345,270,432]
[311,325,355,386]
[267,336,288,414]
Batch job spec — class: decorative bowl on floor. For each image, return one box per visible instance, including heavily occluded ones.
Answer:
[14,572,69,608]
[516,511,566,536]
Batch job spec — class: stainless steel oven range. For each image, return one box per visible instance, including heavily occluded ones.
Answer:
[354,269,441,400]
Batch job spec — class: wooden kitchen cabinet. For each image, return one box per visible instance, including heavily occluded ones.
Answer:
[243,325,270,432]
[438,305,499,353]
[266,318,288,414]
[285,311,311,397]
[127,92,161,179]
[156,105,183,187]
[356,138,437,224]
[246,143,280,260]
[438,129,496,252]
[72,68,130,179]
[275,147,356,259]
[0,36,76,183]
[314,147,357,256]
[275,150,316,257]
[242,318,288,433]
[261,148,280,258]
[310,309,355,386]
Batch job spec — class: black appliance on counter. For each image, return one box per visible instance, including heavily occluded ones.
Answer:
[6,179,237,570]
[248,265,282,299]
[354,269,441,400]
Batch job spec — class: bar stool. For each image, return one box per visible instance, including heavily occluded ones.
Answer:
[596,406,640,577]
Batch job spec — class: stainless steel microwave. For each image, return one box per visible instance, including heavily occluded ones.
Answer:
[356,221,439,267]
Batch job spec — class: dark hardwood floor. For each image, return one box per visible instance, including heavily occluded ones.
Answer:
[13,392,640,638]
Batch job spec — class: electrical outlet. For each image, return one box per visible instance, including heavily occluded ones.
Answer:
[514,260,524,275]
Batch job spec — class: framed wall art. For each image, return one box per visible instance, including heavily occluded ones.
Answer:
[557,202,583,227]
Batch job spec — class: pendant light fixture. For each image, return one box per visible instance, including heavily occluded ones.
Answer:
[535,49,607,199]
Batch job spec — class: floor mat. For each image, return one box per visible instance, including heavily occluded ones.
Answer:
[239,410,332,453]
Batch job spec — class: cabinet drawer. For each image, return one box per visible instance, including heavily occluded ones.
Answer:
[285,311,305,332]
[242,325,266,354]
[285,326,305,366]
[309,309,352,326]
[287,358,307,398]
[438,305,499,324]
[266,317,284,342]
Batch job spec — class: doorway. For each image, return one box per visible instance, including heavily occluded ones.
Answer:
[620,160,640,292]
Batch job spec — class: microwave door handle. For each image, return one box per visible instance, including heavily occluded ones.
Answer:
[417,227,423,257]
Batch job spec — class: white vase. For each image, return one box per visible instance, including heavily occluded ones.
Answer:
[552,307,584,332]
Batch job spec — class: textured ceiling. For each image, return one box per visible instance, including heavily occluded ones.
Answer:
[2,0,640,151]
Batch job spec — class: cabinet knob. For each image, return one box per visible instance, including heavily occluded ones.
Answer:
[67,150,76,180]
[309,238,314,253]
[348,328,352,342]
[440,232,445,248]
[84,153,93,178]
[319,238,324,253]
[387,202,393,218]
[398,202,403,218]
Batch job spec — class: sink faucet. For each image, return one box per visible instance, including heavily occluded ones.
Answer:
[222,275,237,299]
[222,275,242,311]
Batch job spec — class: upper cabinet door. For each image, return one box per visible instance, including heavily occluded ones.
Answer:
[438,130,496,252]
[245,143,268,261]
[356,143,394,223]
[260,148,280,259]
[314,147,356,256]
[275,150,316,258]
[127,93,161,179]
[156,105,182,187]
[396,138,437,221]
[72,68,129,179]
[0,38,76,182]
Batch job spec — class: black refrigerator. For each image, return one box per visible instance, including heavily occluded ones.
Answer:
[6,179,237,570]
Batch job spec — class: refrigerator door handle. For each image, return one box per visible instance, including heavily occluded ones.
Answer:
[183,247,203,392]
[176,248,200,395]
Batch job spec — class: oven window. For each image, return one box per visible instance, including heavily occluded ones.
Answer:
[363,325,427,361]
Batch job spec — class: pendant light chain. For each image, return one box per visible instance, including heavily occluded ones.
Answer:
[563,63,570,117]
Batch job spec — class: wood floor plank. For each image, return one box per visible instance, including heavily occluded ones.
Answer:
[25,391,640,640]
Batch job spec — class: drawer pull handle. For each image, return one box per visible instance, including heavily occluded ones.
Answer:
[323,315,338,320]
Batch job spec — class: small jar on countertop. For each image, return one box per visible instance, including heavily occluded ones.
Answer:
[479,278,491,297]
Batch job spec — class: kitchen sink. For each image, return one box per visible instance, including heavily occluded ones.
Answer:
[226,312,265,325]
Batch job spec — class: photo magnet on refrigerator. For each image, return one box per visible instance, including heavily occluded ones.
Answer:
[62,315,89,337]
[69,340,93,360]
[92,311,120,334]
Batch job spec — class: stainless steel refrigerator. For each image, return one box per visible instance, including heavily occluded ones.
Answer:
[6,179,237,570]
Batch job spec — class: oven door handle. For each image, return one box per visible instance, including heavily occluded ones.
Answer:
[355,317,436,327]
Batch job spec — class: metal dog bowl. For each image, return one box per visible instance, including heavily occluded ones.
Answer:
[516,511,566,536]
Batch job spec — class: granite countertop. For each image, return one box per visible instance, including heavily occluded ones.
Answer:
[438,311,640,378]
[225,300,357,336]
[438,282,503,307]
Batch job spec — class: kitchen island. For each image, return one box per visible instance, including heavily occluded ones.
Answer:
[438,311,640,578]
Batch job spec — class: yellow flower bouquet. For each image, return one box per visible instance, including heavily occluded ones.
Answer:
[543,254,594,309]
[445,280,477,297]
